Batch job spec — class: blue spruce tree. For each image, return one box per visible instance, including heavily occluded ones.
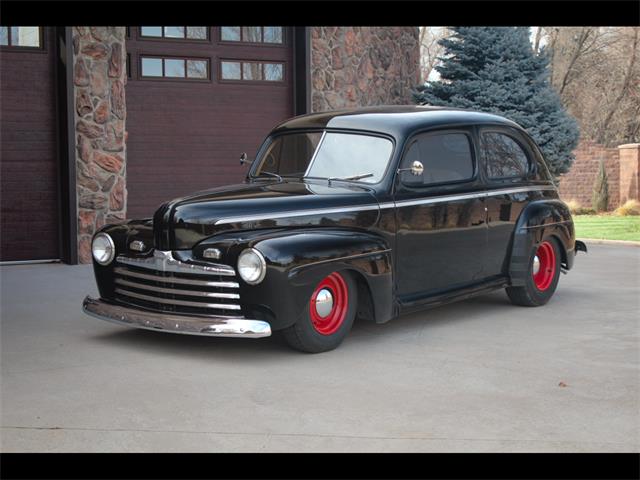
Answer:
[414,27,580,177]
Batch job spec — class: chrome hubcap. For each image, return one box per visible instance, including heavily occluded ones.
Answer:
[314,288,334,318]
[532,255,541,275]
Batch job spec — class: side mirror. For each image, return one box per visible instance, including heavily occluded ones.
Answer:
[397,160,424,177]
[239,152,250,165]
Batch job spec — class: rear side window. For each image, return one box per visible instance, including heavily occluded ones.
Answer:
[482,132,530,179]
[400,132,474,186]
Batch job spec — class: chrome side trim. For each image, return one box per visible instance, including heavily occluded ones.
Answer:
[290,249,391,274]
[520,220,572,230]
[214,203,381,226]
[380,185,557,209]
[82,296,271,338]
[213,186,556,225]
[114,278,241,299]
[114,267,239,288]
[115,288,242,310]
[117,250,236,276]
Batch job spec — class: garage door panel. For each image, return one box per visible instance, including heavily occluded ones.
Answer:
[125,27,294,219]
[0,27,59,261]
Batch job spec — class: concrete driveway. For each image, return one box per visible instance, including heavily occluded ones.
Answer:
[1,243,638,452]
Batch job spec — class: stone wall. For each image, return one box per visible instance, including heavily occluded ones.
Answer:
[72,27,127,263]
[310,27,420,112]
[557,141,640,211]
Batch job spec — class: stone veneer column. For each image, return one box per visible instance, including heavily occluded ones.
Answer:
[72,27,127,263]
[618,144,640,205]
[310,27,420,112]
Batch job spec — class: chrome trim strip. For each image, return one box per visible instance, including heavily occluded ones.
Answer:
[213,186,556,225]
[214,203,380,225]
[82,296,271,338]
[290,249,392,274]
[381,185,557,209]
[114,267,240,288]
[115,288,242,310]
[114,278,241,299]
[521,220,571,230]
[117,250,236,276]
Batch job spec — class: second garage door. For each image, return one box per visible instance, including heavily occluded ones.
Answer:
[125,26,294,219]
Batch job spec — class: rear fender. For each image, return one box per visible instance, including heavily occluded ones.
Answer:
[509,200,575,286]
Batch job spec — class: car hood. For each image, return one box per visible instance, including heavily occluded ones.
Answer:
[152,179,381,250]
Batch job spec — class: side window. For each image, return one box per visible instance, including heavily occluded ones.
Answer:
[400,132,474,186]
[482,132,530,179]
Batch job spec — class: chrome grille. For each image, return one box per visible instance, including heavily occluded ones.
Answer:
[113,251,242,317]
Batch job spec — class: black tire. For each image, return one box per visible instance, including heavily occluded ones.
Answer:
[282,270,358,353]
[506,236,562,307]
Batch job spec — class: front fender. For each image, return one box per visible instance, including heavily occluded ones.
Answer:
[210,228,394,330]
[509,199,576,286]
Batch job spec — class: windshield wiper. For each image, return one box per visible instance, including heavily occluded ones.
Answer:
[254,171,282,182]
[328,173,374,184]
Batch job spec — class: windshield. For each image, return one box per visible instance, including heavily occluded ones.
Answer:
[252,131,393,183]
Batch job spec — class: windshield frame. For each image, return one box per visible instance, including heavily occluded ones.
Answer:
[248,128,397,186]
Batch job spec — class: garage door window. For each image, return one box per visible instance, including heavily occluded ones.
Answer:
[139,26,209,41]
[140,56,209,80]
[220,26,284,44]
[0,27,42,49]
[220,60,284,83]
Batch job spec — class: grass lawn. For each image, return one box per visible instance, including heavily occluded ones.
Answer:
[573,215,640,242]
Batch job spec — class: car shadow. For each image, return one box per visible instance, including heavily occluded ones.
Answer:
[90,290,513,359]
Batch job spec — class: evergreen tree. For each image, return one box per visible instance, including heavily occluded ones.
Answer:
[414,27,580,177]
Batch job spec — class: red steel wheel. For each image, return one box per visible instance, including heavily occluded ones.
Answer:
[532,241,556,291]
[309,272,349,336]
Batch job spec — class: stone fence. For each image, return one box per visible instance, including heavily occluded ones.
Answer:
[558,141,640,210]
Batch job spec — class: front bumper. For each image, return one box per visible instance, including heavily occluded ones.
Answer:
[82,296,271,338]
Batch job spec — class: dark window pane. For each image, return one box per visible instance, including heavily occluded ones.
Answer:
[242,26,261,43]
[141,26,162,37]
[187,59,208,79]
[186,26,207,39]
[400,133,474,185]
[221,61,241,80]
[263,27,283,43]
[243,62,262,80]
[164,26,185,38]
[264,63,283,81]
[482,132,529,179]
[10,27,40,47]
[0,27,8,45]
[164,59,185,77]
[221,26,240,41]
[141,57,163,77]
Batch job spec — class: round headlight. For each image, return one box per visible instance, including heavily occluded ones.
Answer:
[237,248,266,285]
[92,232,115,266]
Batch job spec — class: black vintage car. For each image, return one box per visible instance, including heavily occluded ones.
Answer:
[83,106,587,352]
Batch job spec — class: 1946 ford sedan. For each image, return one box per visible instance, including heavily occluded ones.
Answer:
[82,106,587,352]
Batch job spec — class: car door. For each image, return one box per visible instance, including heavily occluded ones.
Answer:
[393,128,488,301]
[478,127,541,278]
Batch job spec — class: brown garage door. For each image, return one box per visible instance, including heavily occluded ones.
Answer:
[125,26,294,219]
[0,27,59,262]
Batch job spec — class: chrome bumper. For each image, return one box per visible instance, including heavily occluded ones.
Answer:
[82,296,271,338]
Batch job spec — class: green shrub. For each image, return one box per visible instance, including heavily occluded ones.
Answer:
[591,160,609,212]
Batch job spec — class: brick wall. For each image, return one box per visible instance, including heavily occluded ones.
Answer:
[310,27,420,112]
[618,144,640,205]
[558,141,621,210]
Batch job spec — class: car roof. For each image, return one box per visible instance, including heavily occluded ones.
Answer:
[271,105,524,138]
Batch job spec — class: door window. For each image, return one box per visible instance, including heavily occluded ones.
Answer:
[400,132,474,186]
[482,132,530,179]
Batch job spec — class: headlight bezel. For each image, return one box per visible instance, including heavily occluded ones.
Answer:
[92,232,115,266]
[237,247,266,285]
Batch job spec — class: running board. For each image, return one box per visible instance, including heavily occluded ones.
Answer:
[398,276,509,314]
